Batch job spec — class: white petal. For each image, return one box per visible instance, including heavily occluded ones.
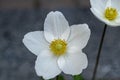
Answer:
[90,8,106,22]
[90,0,107,12]
[90,8,120,27]
[58,49,88,75]
[105,0,111,8]
[111,0,120,10]
[23,31,49,56]
[114,14,120,25]
[67,24,90,49]
[35,50,61,79]
[105,0,120,10]
[105,21,120,27]
[44,11,70,42]
[60,28,70,41]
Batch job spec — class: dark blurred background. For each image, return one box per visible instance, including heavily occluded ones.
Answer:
[0,0,120,80]
[0,0,89,9]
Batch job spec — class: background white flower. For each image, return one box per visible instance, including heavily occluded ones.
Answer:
[23,11,91,79]
[90,0,120,27]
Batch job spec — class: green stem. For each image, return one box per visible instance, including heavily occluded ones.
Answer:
[56,75,64,80]
[40,77,53,80]
[40,77,44,80]
[73,75,84,80]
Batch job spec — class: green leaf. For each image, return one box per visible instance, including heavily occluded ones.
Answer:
[56,75,64,80]
[73,75,84,80]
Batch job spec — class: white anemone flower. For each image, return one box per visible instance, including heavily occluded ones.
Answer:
[90,0,120,27]
[23,11,90,79]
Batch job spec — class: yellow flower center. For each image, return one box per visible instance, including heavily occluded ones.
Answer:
[50,39,67,56]
[105,7,118,20]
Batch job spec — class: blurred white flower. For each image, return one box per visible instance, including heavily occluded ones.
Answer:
[90,0,120,27]
[23,11,90,79]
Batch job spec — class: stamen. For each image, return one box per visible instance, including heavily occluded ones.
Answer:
[50,39,67,56]
[105,7,118,20]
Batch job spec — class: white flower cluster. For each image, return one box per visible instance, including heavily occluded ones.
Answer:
[22,0,120,79]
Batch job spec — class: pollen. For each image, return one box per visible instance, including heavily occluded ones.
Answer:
[105,7,118,20]
[50,39,67,56]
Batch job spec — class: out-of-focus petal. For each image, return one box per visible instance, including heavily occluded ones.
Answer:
[90,0,107,12]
